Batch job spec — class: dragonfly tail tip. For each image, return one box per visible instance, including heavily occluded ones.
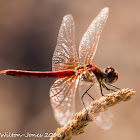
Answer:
[1,70,6,75]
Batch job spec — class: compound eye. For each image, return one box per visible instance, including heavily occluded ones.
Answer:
[105,67,118,84]
[113,71,118,83]
[105,66,114,74]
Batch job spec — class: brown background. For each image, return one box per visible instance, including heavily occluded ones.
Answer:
[0,0,139,140]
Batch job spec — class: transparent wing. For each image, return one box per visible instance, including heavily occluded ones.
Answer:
[79,7,109,65]
[79,71,113,129]
[94,110,113,130]
[52,14,79,71]
[50,75,79,126]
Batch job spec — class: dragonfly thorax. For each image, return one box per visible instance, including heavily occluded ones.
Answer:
[76,65,118,84]
[76,64,102,82]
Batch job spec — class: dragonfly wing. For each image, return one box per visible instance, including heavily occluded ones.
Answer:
[50,75,79,126]
[52,14,79,71]
[94,110,113,130]
[79,7,109,65]
[79,71,113,129]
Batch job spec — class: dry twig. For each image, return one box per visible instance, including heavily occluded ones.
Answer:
[50,88,135,140]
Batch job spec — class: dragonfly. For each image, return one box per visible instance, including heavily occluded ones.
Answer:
[1,7,119,129]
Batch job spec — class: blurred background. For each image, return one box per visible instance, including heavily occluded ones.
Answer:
[0,0,139,140]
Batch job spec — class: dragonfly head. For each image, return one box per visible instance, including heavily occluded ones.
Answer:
[104,66,118,84]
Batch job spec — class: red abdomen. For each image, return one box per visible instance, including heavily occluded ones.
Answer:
[1,69,75,78]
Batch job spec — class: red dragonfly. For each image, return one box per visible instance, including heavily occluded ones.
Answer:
[1,7,119,129]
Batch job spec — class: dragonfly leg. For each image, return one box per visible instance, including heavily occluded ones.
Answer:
[86,92,95,100]
[106,83,120,90]
[84,84,94,94]
[81,84,94,116]
[82,84,95,101]
[102,82,117,92]
[99,82,104,96]
[81,94,88,115]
